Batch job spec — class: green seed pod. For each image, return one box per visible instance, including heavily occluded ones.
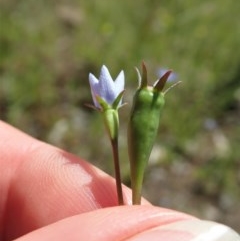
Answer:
[128,62,173,205]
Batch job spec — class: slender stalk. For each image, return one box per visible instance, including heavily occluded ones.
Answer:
[110,138,124,205]
[131,168,143,205]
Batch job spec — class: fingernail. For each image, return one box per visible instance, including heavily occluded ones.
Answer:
[126,220,240,241]
[127,228,193,241]
[189,221,240,241]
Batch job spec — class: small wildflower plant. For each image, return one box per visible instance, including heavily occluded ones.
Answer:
[88,62,180,205]
[89,65,125,205]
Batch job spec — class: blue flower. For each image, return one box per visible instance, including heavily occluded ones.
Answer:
[89,65,125,109]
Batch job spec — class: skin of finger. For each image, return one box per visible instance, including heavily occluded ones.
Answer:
[0,122,196,241]
[14,206,195,241]
[0,121,42,235]
[0,121,149,240]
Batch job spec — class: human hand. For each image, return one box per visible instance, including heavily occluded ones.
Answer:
[0,121,239,240]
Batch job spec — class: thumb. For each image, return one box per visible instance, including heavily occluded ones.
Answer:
[16,205,194,241]
[14,205,239,241]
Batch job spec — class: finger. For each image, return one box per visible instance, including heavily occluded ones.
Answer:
[0,121,145,238]
[0,121,43,235]
[15,206,197,241]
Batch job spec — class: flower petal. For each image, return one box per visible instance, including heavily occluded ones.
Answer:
[88,65,125,109]
[114,70,125,93]
[89,73,101,108]
[99,65,117,105]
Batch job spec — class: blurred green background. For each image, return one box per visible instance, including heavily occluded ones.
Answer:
[0,0,240,232]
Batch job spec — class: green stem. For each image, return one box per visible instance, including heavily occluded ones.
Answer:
[131,167,143,205]
[111,138,124,205]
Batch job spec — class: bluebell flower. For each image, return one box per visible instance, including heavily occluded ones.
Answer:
[89,65,125,110]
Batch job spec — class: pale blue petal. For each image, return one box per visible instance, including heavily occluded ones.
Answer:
[89,73,99,90]
[99,65,114,84]
[89,65,125,108]
[89,73,101,107]
[99,65,116,104]
[114,70,125,105]
[115,70,125,92]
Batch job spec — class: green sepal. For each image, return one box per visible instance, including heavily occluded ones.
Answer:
[154,70,173,92]
[95,95,111,110]
[102,108,119,141]
[140,62,148,88]
[95,93,122,141]
[135,62,149,90]
[112,90,125,109]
